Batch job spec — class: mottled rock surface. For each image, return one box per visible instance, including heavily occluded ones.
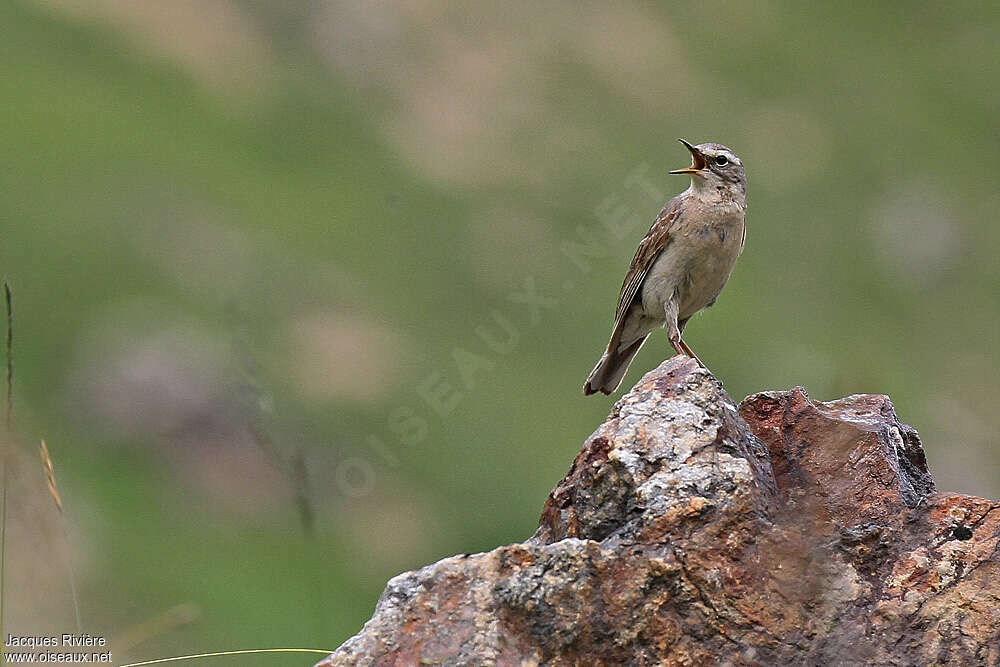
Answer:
[318,357,1000,666]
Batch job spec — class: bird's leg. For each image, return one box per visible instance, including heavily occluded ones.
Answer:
[664,301,686,358]
[665,301,705,367]
[678,338,706,368]
[667,331,686,357]
[676,316,706,368]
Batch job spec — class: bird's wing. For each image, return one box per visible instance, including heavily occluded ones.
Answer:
[613,198,682,330]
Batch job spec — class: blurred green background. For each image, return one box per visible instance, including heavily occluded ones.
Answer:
[1,0,998,662]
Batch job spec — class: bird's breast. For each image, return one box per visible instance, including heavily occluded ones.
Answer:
[640,208,745,321]
[678,211,745,317]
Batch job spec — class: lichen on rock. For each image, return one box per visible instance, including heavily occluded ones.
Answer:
[318,357,1000,666]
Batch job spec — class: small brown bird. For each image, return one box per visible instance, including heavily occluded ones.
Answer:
[584,139,747,395]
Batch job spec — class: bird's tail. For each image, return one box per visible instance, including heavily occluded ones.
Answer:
[583,335,649,396]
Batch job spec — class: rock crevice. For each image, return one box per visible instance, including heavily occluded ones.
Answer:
[319,358,1000,666]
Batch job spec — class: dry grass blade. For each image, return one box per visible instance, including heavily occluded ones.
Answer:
[38,439,81,632]
[1,278,10,665]
[40,439,64,513]
[119,647,336,666]
[4,279,11,430]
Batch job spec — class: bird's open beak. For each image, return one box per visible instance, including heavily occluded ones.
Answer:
[669,138,706,174]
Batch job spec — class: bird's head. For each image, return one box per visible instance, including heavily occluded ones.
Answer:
[670,139,746,196]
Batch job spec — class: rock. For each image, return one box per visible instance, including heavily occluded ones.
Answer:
[317,357,1000,666]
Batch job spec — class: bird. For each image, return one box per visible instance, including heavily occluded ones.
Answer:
[583,139,747,396]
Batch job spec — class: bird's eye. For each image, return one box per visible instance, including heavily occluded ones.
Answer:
[714,155,729,167]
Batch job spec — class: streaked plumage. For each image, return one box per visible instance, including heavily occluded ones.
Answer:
[584,140,747,395]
